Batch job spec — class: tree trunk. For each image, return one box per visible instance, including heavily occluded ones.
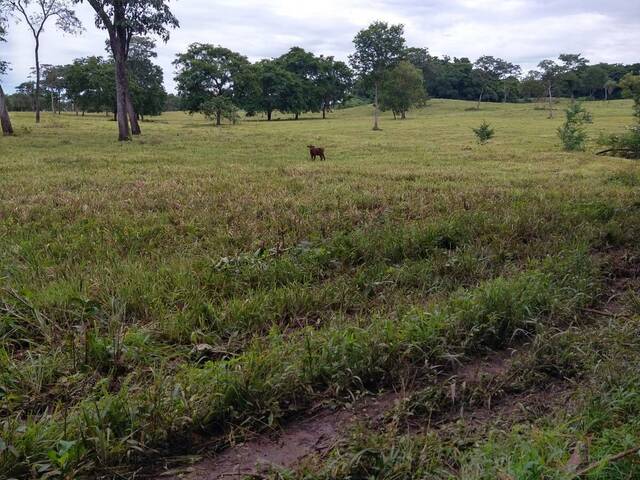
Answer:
[604,87,608,102]
[216,109,221,126]
[547,84,554,118]
[113,38,131,141]
[295,112,299,120]
[373,82,380,130]
[267,110,272,121]
[0,83,14,135]
[503,82,508,103]
[401,111,406,120]
[34,38,41,123]
[51,93,55,113]
[322,103,326,119]
[477,89,484,110]
[125,89,141,135]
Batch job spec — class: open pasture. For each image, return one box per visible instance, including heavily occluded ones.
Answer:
[2,100,640,478]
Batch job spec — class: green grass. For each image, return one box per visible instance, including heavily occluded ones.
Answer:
[1,99,640,478]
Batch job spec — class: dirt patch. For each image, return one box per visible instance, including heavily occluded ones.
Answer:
[155,391,402,479]
[153,351,516,480]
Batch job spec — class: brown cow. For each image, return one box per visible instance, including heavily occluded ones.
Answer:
[307,145,326,161]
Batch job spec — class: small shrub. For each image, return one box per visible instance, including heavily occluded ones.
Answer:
[472,121,495,145]
[599,126,640,159]
[557,102,593,151]
[598,74,640,159]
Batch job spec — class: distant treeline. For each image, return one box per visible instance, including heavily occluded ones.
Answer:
[5,38,640,117]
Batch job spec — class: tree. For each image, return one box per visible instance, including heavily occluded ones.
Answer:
[421,56,477,101]
[379,61,425,119]
[315,56,352,119]
[497,61,521,103]
[277,46,319,119]
[473,56,499,108]
[41,63,66,113]
[604,79,617,102]
[74,0,178,140]
[538,59,563,118]
[237,60,305,121]
[580,66,607,99]
[174,43,249,125]
[520,70,545,100]
[558,53,588,99]
[127,36,166,119]
[349,21,406,130]
[63,56,114,114]
[0,9,14,135]
[5,0,82,123]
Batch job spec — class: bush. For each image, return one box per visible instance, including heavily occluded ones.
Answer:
[557,102,593,151]
[472,121,495,144]
[598,74,640,159]
[599,127,640,159]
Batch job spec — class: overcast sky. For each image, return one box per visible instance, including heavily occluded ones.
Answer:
[2,0,639,93]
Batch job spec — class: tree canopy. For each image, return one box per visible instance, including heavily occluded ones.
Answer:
[174,43,249,124]
[379,60,425,119]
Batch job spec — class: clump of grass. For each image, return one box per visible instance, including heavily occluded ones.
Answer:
[273,315,640,480]
[0,249,597,477]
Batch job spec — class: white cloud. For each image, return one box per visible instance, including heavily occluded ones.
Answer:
[1,0,639,93]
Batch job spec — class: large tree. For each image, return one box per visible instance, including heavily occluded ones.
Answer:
[174,43,249,125]
[379,60,425,119]
[277,46,319,119]
[558,53,588,99]
[74,0,178,140]
[315,55,352,119]
[237,60,305,121]
[64,56,115,114]
[349,21,406,130]
[5,0,82,123]
[0,9,13,135]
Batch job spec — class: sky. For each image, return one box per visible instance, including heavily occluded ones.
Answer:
[1,0,639,93]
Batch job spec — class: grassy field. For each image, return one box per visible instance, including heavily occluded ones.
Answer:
[1,99,640,479]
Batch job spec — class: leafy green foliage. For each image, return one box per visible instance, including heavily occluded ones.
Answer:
[349,21,406,84]
[472,120,495,144]
[379,61,426,119]
[599,75,640,159]
[63,56,114,113]
[557,101,593,151]
[126,37,167,118]
[173,43,249,123]
[620,73,640,122]
[201,97,239,125]
[237,60,306,120]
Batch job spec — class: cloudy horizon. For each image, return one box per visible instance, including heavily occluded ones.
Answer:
[1,0,639,94]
